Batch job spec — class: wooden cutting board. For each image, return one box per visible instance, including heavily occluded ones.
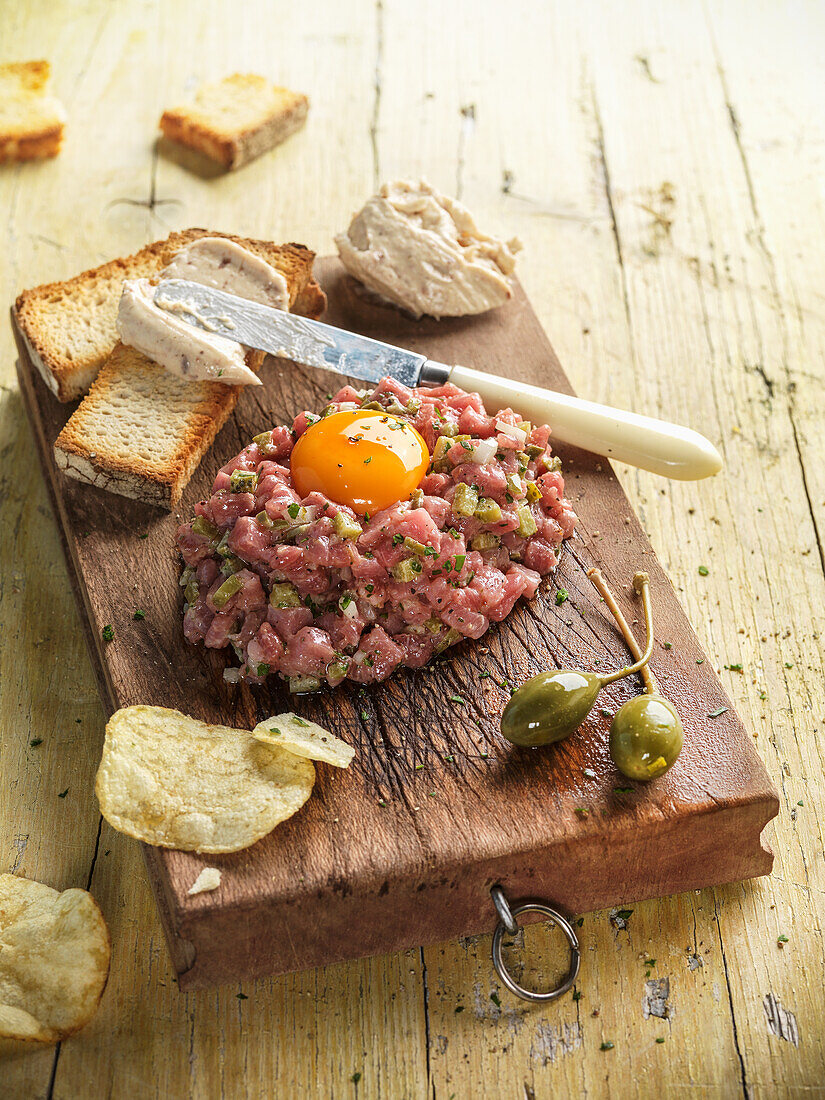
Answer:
[13,258,778,991]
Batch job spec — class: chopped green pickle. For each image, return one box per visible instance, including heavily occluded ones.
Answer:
[403,536,430,556]
[184,578,200,605]
[471,532,501,551]
[526,480,542,504]
[431,436,453,471]
[409,488,424,508]
[506,473,525,497]
[215,531,233,559]
[220,556,244,576]
[252,431,272,447]
[474,497,502,522]
[516,503,538,537]
[289,675,322,693]
[434,627,462,654]
[451,482,479,517]
[211,574,244,610]
[229,468,259,493]
[333,512,363,539]
[392,557,423,582]
[269,582,302,608]
[191,515,219,541]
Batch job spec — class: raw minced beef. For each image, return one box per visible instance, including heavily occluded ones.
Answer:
[176,376,577,690]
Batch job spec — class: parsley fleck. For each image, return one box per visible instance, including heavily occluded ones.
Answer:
[663,641,673,650]
[698,565,709,576]
[287,502,300,519]
[777,934,789,946]
[392,533,404,546]
[575,807,589,817]
[360,709,369,721]
[555,589,569,606]
[797,799,803,806]
[450,694,466,705]
[490,992,501,1007]
[365,583,374,594]
[696,657,705,664]
[656,1036,665,1044]
[58,788,69,799]
[415,763,424,770]
[256,663,270,677]
[351,1072,362,1084]
[455,1005,465,1013]
[364,457,372,464]
[139,533,149,540]
[615,909,633,921]
[574,917,584,928]
[454,554,466,571]
[236,992,248,1000]
[784,662,794,669]
[645,958,656,967]
[725,663,743,672]
[599,708,612,718]
[102,625,114,641]
[600,1041,614,1051]
[377,798,386,807]
[133,609,146,620]
[443,754,454,762]
[30,738,43,747]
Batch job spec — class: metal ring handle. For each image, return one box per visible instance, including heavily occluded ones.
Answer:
[490,887,581,1003]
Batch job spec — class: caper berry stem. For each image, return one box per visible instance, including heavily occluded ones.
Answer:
[587,568,660,693]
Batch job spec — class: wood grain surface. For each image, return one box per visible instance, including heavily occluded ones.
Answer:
[14,255,778,988]
[1,0,823,1096]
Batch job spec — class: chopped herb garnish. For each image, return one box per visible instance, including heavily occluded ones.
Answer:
[236,992,248,1000]
[364,457,372,464]
[600,1041,614,1051]
[455,1005,465,1013]
[725,663,743,672]
[139,533,149,540]
[377,798,386,807]
[102,625,114,641]
[656,1036,665,1044]
[256,663,270,677]
[133,609,146,620]
[58,788,69,799]
[663,641,673,650]
[351,1072,362,1084]
[797,799,803,806]
[360,709,369,721]
[785,662,794,669]
[454,554,466,571]
[365,584,374,594]
[450,695,466,705]
[696,657,705,664]
[708,707,728,718]
[29,738,43,747]
[287,502,300,519]
[644,958,656,967]
[555,589,569,605]
[615,909,633,921]
[698,565,709,576]
[575,807,589,817]
[392,533,404,545]
[599,708,612,718]
[572,990,582,1001]
[415,763,424,770]
[490,992,501,1007]
[777,934,789,946]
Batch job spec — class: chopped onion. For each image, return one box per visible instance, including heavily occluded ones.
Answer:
[222,667,241,684]
[302,505,318,522]
[467,438,498,465]
[495,419,527,445]
[339,592,358,619]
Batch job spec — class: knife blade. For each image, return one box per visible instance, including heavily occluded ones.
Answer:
[152,279,723,480]
[153,279,443,389]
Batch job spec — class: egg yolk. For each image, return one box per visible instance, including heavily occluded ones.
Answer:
[290,409,430,515]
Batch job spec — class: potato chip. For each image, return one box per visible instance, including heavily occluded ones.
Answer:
[95,706,315,853]
[187,868,222,896]
[253,713,355,768]
[0,875,110,1048]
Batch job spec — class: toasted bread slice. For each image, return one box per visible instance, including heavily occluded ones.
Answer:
[15,229,325,401]
[0,61,66,163]
[53,342,262,510]
[160,74,308,170]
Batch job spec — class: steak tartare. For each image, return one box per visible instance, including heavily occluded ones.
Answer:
[177,376,577,690]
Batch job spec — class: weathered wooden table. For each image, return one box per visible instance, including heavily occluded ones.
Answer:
[2,2,822,1095]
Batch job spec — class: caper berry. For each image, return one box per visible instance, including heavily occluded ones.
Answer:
[609,695,683,780]
[500,670,603,747]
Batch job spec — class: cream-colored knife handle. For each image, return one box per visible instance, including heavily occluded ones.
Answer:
[445,363,723,481]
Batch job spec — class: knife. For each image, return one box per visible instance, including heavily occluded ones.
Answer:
[154,279,722,480]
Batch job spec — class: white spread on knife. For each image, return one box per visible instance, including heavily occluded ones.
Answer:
[335,178,521,319]
[161,237,290,311]
[116,237,291,385]
[117,278,261,385]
